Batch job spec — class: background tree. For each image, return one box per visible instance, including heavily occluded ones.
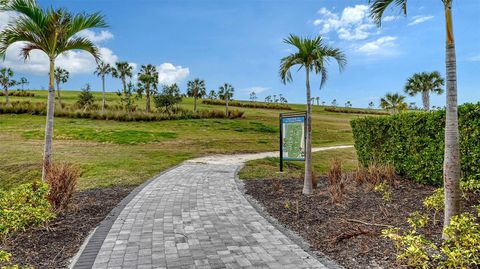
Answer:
[0,67,16,106]
[279,34,346,195]
[94,61,112,112]
[380,93,407,114]
[279,95,288,104]
[322,101,326,106]
[186,78,206,113]
[154,83,182,114]
[54,67,69,107]
[370,0,461,232]
[218,83,234,116]
[137,64,158,113]
[265,95,272,103]
[249,91,257,102]
[316,97,320,105]
[112,61,133,94]
[345,101,352,108]
[18,77,28,90]
[76,83,95,110]
[332,99,337,107]
[0,0,106,180]
[368,101,375,109]
[404,71,444,111]
[117,82,138,115]
[207,89,217,100]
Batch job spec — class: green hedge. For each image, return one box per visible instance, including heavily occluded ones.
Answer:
[351,103,480,186]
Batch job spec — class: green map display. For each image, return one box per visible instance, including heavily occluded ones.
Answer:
[281,116,305,160]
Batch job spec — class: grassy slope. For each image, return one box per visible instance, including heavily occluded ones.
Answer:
[1,90,361,190]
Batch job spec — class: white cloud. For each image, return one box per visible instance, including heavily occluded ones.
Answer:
[383,15,399,22]
[357,36,398,56]
[408,15,434,26]
[157,63,189,85]
[77,29,114,43]
[241,86,269,94]
[468,55,480,62]
[313,5,377,41]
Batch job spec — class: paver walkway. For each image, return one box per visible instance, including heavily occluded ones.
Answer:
[74,146,352,269]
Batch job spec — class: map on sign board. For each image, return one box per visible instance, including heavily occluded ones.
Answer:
[281,116,305,160]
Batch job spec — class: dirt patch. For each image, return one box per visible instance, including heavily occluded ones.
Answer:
[244,177,478,269]
[1,186,134,268]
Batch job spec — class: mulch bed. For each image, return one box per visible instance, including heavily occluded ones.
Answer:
[245,177,479,269]
[0,186,134,268]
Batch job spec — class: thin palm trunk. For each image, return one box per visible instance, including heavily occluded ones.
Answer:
[225,96,229,117]
[4,86,9,106]
[56,80,62,107]
[422,90,430,111]
[443,2,461,237]
[146,83,151,113]
[101,75,106,112]
[42,58,55,181]
[303,68,313,195]
[194,89,198,113]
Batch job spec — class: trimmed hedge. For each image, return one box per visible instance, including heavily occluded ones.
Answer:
[325,107,389,115]
[351,103,480,186]
[202,99,291,110]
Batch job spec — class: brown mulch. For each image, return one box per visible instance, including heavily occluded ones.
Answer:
[0,186,134,268]
[245,177,479,269]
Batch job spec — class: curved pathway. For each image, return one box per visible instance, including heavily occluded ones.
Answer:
[73,146,352,269]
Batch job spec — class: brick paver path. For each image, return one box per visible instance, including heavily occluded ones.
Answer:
[81,146,352,268]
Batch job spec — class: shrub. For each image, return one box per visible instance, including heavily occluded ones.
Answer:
[423,188,444,224]
[327,159,344,203]
[76,84,95,110]
[44,162,80,211]
[0,182,54,239]
[0,90,34,97]
[154,84,182,113]
[351,102,480,186]
[325,107,389,115]
[202,99,291,110]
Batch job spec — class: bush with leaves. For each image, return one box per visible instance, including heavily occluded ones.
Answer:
[117,82,138,114]
[154,83,182,113]
[76,84,95,110]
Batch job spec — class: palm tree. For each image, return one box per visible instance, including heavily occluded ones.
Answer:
[404,71,444,111]
[19,77,28,90]
[370,0,461,232]
[316,97,320,105]
[54,67,69,107]
[249,91,257,102]
[187,78,206,113]
[94,61,112,112]
[332,99,337,107]
[137,64,158,113]
[0,0,107,180]
[218,83,234,116]
[112,61,133,94]
[279,34,346,195]
[208,89,217,100]
[368,101,375,109]
[380,93,407,114]
[0,67,16,106]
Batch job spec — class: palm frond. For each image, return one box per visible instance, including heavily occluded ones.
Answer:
[58,36,100,61]
[369,0,407,26]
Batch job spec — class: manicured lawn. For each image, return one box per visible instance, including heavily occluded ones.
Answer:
[238,147,358,180]
[1,90,361,190]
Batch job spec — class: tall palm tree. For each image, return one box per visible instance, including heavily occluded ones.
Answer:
[112,61,133,94]
[404,71,444,111]
[370,0,461,233]
[218,83,234,116]
[137,64,158,113]
[279,34,346,195]
[380,92,407,114]
[54,67,69,107]
[0,0,107,180]
[0,67,16,106]
[19,77,28,90]
[187,78,206,113]
[94,61,112,112]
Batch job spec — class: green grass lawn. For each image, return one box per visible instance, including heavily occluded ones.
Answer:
[1,90,363,190]
[238,147,358,180]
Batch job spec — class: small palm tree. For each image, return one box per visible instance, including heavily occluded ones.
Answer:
[404,71,444,111]
[137,64,158,113]
[54,67,69,107]
[279,34,346,195]
[316,97,320,105]
[369,0,461,232]
[0,67,16,106]
[380,93,407,114]
[368,101,375,109]
[187,78,206,113]
[0,0,107,180]
[218,83,234,116]
[94,61,112,112]
[112,61,133,94]
[19,77,28,90]
[208,89,217,100]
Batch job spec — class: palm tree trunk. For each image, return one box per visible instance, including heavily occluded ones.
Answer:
[194,92,198,113]
[443,2,461,237]
[225,96,229,117]
[4,86,9,106]
[303,68,313,195]
[146,83,151,113]
[42,58,56,181]
[422,90,430,111]
[102,75,106,113]
[56,81,62,108]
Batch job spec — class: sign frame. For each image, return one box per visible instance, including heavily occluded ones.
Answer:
[279,112,307,172]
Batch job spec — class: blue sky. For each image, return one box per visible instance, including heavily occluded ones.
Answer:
[1,0,479,108]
